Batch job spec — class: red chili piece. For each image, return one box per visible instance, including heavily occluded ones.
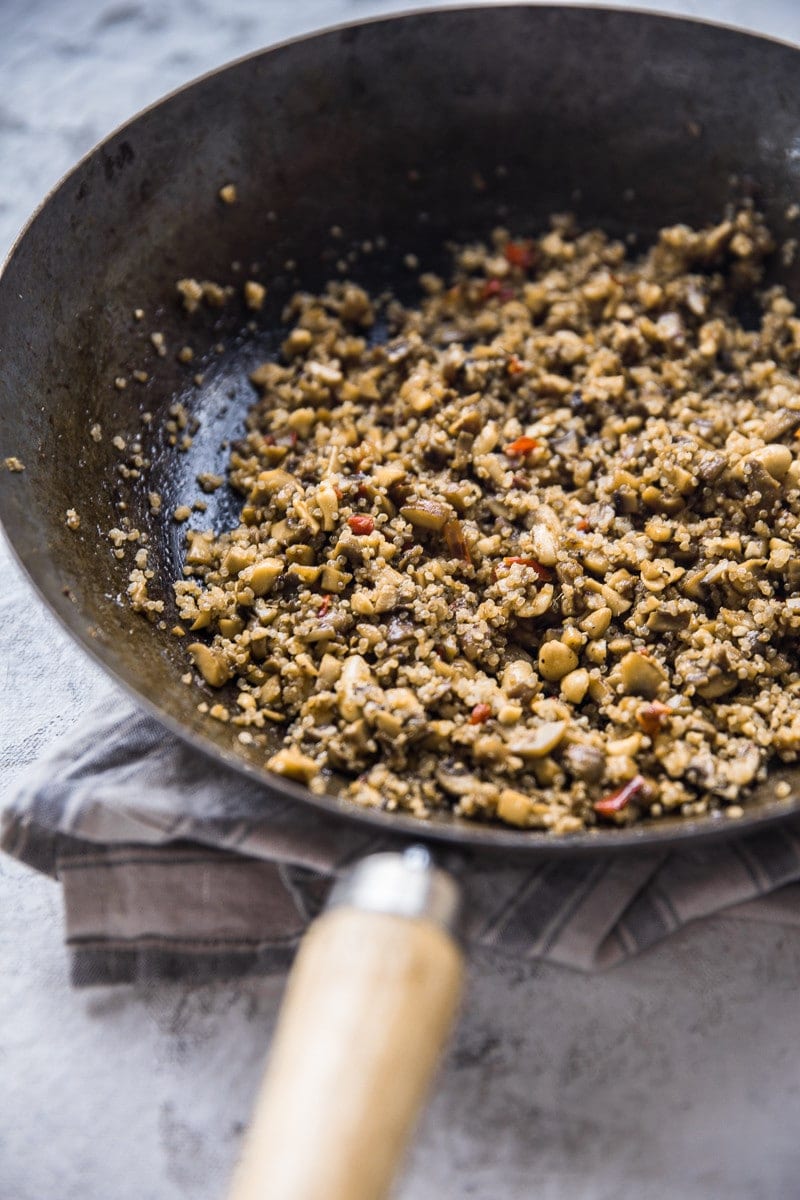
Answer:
[504,239,537,270]
[636,701,671,738]
[469,703,492,725]
[575,518,590,532]
[348,515,374,535]
[502,556,552,581]
[482,278,503,299]
[504,436,539,457]
[507,355,524,376]
[594,775,646,816]
[318,595,331,617]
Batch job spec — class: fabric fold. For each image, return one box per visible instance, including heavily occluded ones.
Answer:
[5,698,800,984]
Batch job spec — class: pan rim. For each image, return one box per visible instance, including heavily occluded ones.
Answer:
[3,2,800,857]
[6,0,800,282]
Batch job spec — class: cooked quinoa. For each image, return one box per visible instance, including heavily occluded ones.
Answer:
[166,207,800,831]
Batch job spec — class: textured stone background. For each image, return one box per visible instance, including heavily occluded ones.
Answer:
[3,2,800,1197]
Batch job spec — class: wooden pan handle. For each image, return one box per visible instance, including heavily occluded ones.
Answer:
[227,849,463,1200]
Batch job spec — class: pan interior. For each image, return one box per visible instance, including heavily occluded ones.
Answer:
[3,5,800,852]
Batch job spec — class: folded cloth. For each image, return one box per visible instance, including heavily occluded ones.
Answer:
[4,698,800,985]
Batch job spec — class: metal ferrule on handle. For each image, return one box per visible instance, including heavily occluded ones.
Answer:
[327,845,461,931]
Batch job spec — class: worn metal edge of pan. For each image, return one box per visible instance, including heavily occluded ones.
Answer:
[2,3,800,858]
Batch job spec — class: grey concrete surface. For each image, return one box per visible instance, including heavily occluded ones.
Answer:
[2,1,800,1197]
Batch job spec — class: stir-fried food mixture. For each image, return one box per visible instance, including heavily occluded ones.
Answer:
[166,207,800,831]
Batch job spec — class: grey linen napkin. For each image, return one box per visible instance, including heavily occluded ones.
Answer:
[4,698,800,985]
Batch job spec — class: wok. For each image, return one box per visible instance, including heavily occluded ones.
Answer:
[3,6,800,1197]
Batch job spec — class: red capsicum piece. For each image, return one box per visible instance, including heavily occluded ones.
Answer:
[504,436,539,457]
[636,701,671,738]
[594,775,647,816]
[481,278,515,302]
[504,239,537,270]
[348,515,374,535]
[469,703,492,725]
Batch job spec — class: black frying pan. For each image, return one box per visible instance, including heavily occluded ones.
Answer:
[2,4,800,853]
[3,8,800,1194]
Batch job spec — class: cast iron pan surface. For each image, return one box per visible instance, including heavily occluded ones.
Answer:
[2,4,800,855]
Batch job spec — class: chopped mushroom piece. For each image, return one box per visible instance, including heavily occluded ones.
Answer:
[188,643,231,687]
[267,747,319,783]
[507,720,568,759]
[538,642,579,682]
[560,668,590,705]
[497,788,550,827]
[400,499,451,531]
[240,558,283,595]
[616,652,666,699]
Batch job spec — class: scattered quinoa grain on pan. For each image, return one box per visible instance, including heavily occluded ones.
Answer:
[177,278,203,313]
[219,183,237,205]
[107,527,127,548]
[134,206,800,832]
[197,473,224,493]
[177,278,231,311]
[204,283,229,309]
[65,508,81,530]
[172,505,192,522]
[90,423,103,442]
[4,456,25,472]
[244,280,266,310]
[127,565,164,616]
